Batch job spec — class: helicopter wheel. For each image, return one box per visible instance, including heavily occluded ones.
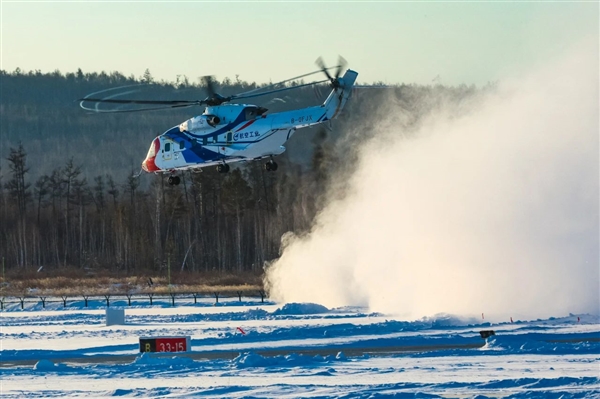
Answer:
[167,175,181,185]
[217,164,230,173]
[265,161,278,172]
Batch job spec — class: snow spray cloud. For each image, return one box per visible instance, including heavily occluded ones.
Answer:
[265,39,599,321]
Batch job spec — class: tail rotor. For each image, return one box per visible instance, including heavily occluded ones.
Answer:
[315,55,347,88]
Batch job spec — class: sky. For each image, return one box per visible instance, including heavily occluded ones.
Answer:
[1,1,597,86]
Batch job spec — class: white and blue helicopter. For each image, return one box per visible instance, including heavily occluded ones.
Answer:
[80,58,358,185]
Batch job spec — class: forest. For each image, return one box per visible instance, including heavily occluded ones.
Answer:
[0,67,484,283]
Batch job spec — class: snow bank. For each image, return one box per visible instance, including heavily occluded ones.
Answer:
[232,351,347,368]
[33,359,70,372]
[419,313,484,328]
[482,334,600,355]
[132,352,195,366]
[476,376,599,390]
[272,303,329,315]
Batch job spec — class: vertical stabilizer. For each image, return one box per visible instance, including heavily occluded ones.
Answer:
[321,69,359,121]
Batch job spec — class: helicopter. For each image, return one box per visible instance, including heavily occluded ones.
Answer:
[80,58,358,186]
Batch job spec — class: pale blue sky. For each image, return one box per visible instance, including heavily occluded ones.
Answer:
[1,1,597,86]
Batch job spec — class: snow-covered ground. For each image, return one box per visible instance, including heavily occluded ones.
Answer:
[1,297,599,398]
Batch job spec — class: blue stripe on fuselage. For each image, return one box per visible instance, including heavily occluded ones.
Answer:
[164,127,224,163]
[160,109,252,163]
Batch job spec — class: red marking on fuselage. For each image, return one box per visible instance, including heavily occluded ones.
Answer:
[143,157,160,172]
[235,119,256,132]
[142,138,161,172]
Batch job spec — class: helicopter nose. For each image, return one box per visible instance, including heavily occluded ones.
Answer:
[142,137,161,172]
[142,157,160,172]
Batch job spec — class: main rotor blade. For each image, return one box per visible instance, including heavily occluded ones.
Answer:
[201,75,217,98]
[78,63,343,113]
[79,83,206,109]
[79,98,201,106]
[79,84,143,99]
[79,103,195,113]
[232,79,329,101]
[233,67,339,98]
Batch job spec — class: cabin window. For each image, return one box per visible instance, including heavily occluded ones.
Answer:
[226,132,233,144]
[179,141,185,150]
[165,142,171,152]
[203,137,208,145]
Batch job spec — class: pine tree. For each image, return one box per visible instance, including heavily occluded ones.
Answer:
[5,142,31,216]
[142,68,153,84]
[33,174,50,225]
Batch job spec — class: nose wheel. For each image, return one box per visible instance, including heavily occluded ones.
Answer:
[265,160,278,172]
[167,175,181,186]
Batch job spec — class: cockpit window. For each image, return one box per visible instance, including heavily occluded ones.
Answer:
[179,141,185,150]
[165,142,171,152]
[244,107,257,121]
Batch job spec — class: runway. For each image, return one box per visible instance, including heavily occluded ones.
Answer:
[4,335,597,368]
[1,342,485,367]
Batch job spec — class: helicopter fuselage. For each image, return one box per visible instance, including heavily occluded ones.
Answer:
[142,69,358,174]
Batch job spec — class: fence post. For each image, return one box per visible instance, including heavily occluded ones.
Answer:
[104,295,110,307]
[237,291,242,302]
[126,294,132,306]
[83,295,89,307]
[193,293,198,304]
[61,296,68,308]
[19,297,25,310]
[39,297,46,308]
[259,290,265,303]
[148,293,153,306]
[170,293,175,307]
[214,292,219,304]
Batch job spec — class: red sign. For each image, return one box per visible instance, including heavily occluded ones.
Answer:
[155,337,187,352]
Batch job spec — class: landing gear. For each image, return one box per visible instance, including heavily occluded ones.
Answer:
[265,160,278,172]
[167,175,181,186]
[217,163,230,173]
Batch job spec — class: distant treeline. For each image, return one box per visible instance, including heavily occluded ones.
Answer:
[0,68,485,275]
